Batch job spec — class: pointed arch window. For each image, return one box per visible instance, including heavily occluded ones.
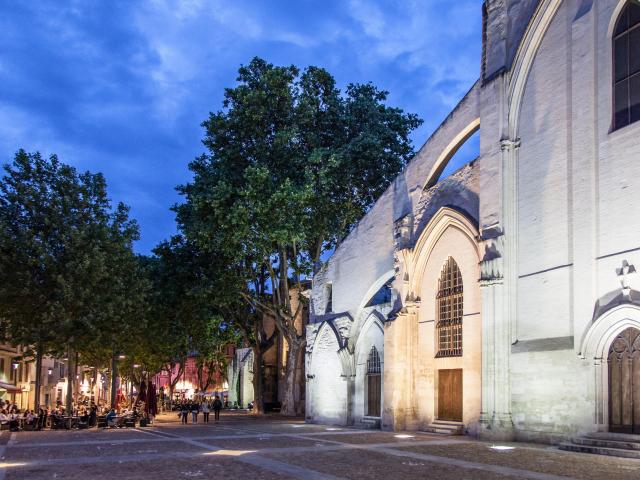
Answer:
[436,257,463,358]
[366,346,381,417]
[613,1,640,130]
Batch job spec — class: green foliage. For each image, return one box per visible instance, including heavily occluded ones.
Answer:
[147,236,241,386]
[0,150,149,408]
[176,57,422,414]
[178,56,421,299]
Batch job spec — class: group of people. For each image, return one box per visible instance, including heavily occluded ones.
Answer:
[0,400,58,431]
[0,399,116,431]
[178,397,222,424]
[0,400,41,431]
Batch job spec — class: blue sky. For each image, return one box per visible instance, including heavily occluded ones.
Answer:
[0,0,482,253]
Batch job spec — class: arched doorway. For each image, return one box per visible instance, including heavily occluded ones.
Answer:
[366,346,381,417]
[309,324,347,425]
[608,327,640,433]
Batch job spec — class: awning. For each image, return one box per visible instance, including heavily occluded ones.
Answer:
[0,382,22,393]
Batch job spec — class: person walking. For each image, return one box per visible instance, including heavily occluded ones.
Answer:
[213,396,222,422]
[202,401,210,423]
[191,401,198,423]
[37,408,45,430]
[89,405,97,428]
[180,402,188,424]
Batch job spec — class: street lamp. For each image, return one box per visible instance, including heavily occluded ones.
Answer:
[47,368,53,375]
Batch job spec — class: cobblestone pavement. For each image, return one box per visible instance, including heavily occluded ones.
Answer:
[1,412,639,479]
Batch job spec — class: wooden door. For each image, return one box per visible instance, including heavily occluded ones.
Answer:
[608,328,640,433]
[438,369,463,421]
[367,374,381,417]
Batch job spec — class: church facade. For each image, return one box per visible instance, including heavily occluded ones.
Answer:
[305,0,640,442]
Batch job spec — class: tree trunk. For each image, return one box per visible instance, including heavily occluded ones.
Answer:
[92,364,98,406]
[168,372,174,411]
[65,344,75,416]
[294,341,306,416]
[33,344,43,411]
[252,345,265,415]
[74,351,79,400]
[110,352,118,409]
[280,338,305,416]
[168,361,184,407]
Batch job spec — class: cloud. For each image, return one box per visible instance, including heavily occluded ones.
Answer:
[0,0,483,252]
[345,0,481,103]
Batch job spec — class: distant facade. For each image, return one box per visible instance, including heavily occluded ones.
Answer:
[0,345,73,411]
[155,355,228,402]
[228,284,310,411]
[227,347,254,408]
[307,0,640,442]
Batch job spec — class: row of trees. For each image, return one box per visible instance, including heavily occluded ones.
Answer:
[0,152,234,413]
[0,57,422,417]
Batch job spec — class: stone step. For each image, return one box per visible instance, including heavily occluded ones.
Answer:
[559,442,640,459]
[360,417,381,430]
[431,420,464,427]
[420,422,463,435]
[572,436,640,451]
[585,432,640,443]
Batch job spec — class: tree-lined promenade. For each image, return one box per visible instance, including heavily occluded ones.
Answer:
[0,57,421,417]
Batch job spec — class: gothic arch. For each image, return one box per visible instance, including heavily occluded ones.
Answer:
[579,304,640,430]
[508,0,563,138]
[355,270,396,318]
[408,207,479,296]
[309,321,347,424]
[509,0,634,150]
[349,309,386,353]
[353,313,384,422]
[424,118,480,189]
[580,304,640,360]
[355,313,385,364]
[608,0,634,37]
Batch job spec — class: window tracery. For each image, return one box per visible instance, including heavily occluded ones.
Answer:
[436,257,463,357]
[613,1,640,130]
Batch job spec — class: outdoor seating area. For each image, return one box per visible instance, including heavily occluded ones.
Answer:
[0,397,154,432]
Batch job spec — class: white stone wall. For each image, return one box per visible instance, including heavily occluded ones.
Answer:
[307,324,347,425]
[511,349,594,442]
[307,80,483,429]
[509,0,640,440]
[227,348,254,408]
[311,84,481,319]
[306,0,640,442]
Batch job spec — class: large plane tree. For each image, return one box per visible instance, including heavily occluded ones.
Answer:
[177,58,421,416]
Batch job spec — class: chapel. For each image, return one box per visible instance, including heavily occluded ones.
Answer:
[306,0,640,442]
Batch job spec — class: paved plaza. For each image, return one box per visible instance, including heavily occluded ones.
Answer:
[1,412,639,480]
